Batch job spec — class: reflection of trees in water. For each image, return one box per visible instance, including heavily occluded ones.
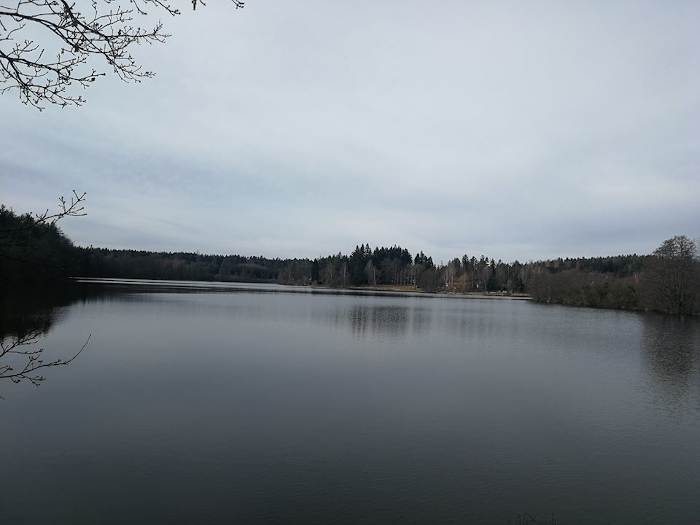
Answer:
[0,283,94,387]
[410,306,432,336]
[641,315,700,410]
[442,306,502,340]
[349,305,370,338]
[371,306,409,338]
[349,304,431,339]
[0,293,60,343]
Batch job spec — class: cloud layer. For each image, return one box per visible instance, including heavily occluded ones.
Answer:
[2,1,699,263]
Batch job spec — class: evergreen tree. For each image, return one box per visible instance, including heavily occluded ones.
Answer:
[311,259,320,283]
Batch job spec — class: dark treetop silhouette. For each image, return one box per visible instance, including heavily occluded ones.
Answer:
[0,191,86,283]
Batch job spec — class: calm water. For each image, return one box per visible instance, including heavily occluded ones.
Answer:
[1,281,699,524]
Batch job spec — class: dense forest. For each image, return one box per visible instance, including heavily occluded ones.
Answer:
[0,205,79,282]
[1,206,699,315]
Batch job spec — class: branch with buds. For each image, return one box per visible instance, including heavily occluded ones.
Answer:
[0,331,90,387]
[0,0,243,109]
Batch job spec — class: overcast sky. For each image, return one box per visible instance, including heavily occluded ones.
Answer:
[2,1,699,263]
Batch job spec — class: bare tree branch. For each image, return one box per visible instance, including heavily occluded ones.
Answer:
[0,0,243,109]
[0,332,90,386]
[0,190,87,233]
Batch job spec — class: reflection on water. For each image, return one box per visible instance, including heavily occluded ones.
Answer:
[1,280,699,524]
[0,284,96,387]
[0,282,128,341]
[642,315,700,412]
[349,305,417,339]
[0,288,65,342]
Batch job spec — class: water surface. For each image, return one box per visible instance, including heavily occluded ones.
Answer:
[1,281,699,524]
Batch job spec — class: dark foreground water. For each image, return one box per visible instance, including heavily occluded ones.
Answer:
[1,280,699,524]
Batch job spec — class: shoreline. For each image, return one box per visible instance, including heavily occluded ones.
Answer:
[71,277,532,300]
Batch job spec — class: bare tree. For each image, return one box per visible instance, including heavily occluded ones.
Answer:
[0,0,243,109]
[651,235,699,315]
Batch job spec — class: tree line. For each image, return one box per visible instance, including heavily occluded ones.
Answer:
[1,206,698,315]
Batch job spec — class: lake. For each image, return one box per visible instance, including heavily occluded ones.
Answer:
[1,280,699,524]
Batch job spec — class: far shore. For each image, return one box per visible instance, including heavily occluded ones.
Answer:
[71,277,532,300]
[340,284,531,298]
